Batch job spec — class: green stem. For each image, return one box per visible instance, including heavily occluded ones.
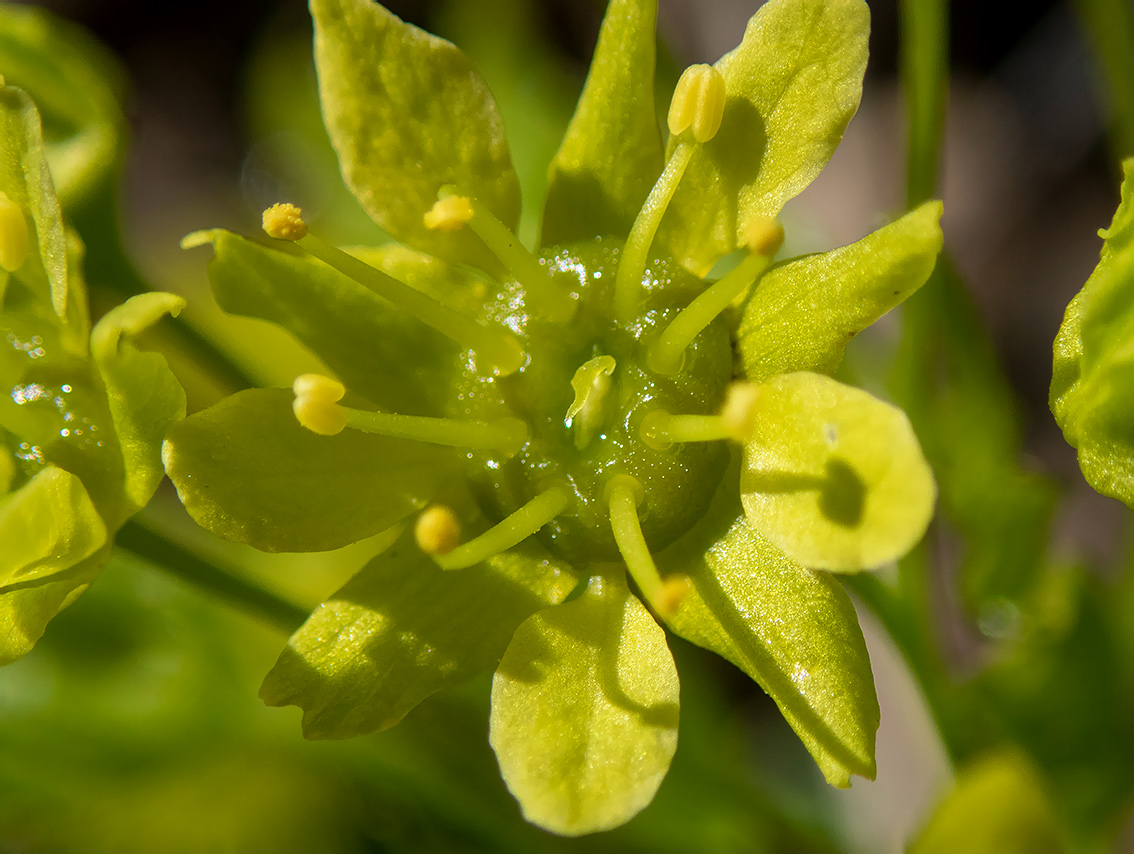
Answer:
[900,0,948,206]
[1073,0,1134,161]
[114,520,309,634]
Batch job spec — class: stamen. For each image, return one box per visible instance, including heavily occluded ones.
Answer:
[648,217,783,375]
[639,382,763,448]
[425,193,576,322]
[667,64,727,144]
[292,372,528,453]
[565,355,616,450]
[345,409,529,455]
[422,195,474,231]
[262,202,308,241]
[436,485,572,570]
[0,192,29,273]
[415,505,462,556]
[263,204,524,376]
[613,64,726,325]
[605,474,687,616]
[292,373,348,435]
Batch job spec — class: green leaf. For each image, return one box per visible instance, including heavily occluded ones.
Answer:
[91,292,187,525]
[660,0,870,275]
[310,0,520,267]
[659,458,878,786]
[185,229,460,416]
[909,753,1064,854]
[260,527,576,738]
[1052,158,1134,506]
[0,465,106,588]
[540,0,663,246]
[490,573,679,836]
[0,4,124,206]
[0,83,68,317]
[162,388,458,552]
[738,201,943,382]
[740,372,934,571]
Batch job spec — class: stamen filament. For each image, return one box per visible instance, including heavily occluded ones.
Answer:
[295,231,525,375]
[640,410,731,449]
[606,475,687,616]
[436,486,572,570]
[345,408,529,454]
[452,195,577,322]
[613,141,695,326]
[648,250,774,375]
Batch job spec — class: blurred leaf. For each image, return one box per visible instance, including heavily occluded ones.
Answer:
[741,372,935,571]
[739,201,943,382]
[660,0,869,275]
[311,0,520,268]
[261,527,576,739]
[909,753,1064,854]
[540,0,663,246]
[490,573,679,836]
[163,388,458,552]
[660,462,878,787]
[185,229,461,416]
[0,4,124,207]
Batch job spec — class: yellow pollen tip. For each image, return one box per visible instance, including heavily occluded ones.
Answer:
[292,373,347,435]
[0,191,29,273]
[667,64,726,144]
[720,382,762,442]
[742,216,784,257]
[423,195,474,232]
[656,577,690,616]
[263,203,308,241]
[415,505,462,556]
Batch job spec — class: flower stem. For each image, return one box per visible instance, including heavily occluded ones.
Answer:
[115,519,309,634]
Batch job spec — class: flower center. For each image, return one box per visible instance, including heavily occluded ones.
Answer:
[451,239,733,563]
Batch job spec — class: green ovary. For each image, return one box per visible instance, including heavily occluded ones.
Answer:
[452,239,732,563]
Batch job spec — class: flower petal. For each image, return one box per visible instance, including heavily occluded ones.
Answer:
[540,0,664,246]
[311,0,520,268]
[660,0,869,275]
[91,292,187,527]
[260,527,576,738]
[738,201,943,381]
[188,229,460,416]
[490,573,679,836]
[1052,158,1134,507]
[0,83,70,320]
[658,470,878,787]
[740,372,935,571]
[162,388,459,552]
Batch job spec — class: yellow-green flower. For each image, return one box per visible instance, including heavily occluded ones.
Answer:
[167,0,941,835]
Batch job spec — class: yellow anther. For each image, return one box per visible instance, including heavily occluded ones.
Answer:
[667,64,726,144]
[263,203,308,241]
[423,195,475,232]
[720,382,762,442]
[0,192,29,273]
[415,505,462,556]
[742,216,785,257]
[292,373,347,436]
